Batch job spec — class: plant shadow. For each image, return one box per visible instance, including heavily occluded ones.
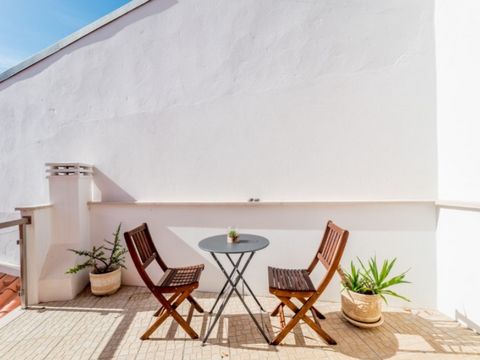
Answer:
[18,288,480,360]
[276,309,480,359]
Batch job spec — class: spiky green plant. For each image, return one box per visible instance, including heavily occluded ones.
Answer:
[342,261,364,293]
[228,229,239,239]
[66,223,127,274]
[342,256,410,304]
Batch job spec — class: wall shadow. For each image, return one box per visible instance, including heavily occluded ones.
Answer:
[93,167,136,202]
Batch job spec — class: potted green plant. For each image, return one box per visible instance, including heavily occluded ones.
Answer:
[66,223,127,296]
[227,228,239,243]
[341,256,409,327]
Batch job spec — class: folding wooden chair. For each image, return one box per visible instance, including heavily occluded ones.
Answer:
[268,220,349,345]
[124,223,204,340]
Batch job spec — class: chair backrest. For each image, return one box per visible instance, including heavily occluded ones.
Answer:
[307,220,349,293]
[124,223,169,289]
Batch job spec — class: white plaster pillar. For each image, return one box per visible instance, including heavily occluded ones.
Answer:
[16,205,52,305]
[38,163,93,302]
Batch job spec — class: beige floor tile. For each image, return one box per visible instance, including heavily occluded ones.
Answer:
[0,286,477,360]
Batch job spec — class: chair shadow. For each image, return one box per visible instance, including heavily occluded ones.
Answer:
[198,312,277,352]
[276,309,480,359]
[27,288,480,359]
[191,291,277,352]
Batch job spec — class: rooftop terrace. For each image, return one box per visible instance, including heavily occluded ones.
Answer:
[1,0,480,359]
[0,287,478,360]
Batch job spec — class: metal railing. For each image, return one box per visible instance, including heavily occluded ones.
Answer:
[0,216,31,308]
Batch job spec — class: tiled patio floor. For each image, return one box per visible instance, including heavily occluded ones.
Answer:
[0,286,478,360]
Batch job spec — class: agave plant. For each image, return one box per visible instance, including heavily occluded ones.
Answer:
[342,261,364,293]
[66,223,128,274]
[342,256,410,303]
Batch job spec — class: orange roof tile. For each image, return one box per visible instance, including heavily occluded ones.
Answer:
[0,273,20,319]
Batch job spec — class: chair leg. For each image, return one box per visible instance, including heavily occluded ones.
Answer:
[143,299,201,341]
[154,293,180,317]
[272,299,325,320]
[170,308,199,339]
[312,306,326,320]
[301,312,336,345]
[278,296,336,346]
[270,298,304,345]
[187,295,204,313]
[142,290,199,340]
[167,290,199,339]
[283,297,334,344]
[278,304,286,329]
[297,297,326,320]
[141,310,171,340]
[271,302,283,316]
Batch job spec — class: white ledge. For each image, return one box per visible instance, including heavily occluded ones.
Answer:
[15,204,53,211]
[88,200,435,207]
[12,200,437,211]
[435,200,480,211]
[0,261,20,276]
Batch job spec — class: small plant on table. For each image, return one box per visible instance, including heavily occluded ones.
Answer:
[227,228,239,243]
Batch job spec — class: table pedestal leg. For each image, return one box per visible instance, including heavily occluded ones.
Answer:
[209,253,244,314]
[225,253,266,312]
[202,252,270,344]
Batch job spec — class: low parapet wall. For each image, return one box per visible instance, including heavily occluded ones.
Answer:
[89,200,436,308]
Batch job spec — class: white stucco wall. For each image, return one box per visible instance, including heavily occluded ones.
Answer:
[90,201,436,308]
[436,0,480,332]
[0,0,436,213]
[436,0,480,201]
[0,212,20,273]
[436,208,480,332]
[0,0,440,311]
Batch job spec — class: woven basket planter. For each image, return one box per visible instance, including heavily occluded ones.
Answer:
[341,290,382,324]
[89,267,122,296]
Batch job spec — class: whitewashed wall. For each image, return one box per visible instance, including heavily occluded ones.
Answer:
[0,0,439,310]
[436,0,480,332]
[436,208,480,332]
[0,212,20,275]
[0,0,436,213]
[90,202,436,308]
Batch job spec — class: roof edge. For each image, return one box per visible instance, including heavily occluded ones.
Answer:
[0,0,152,84]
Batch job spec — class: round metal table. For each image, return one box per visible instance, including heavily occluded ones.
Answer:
[199,234,270,344]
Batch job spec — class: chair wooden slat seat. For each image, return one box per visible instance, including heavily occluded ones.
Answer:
[268,267,315,294]
[124,223,204,340]
[158,265,204,291]
[268,220,349,345]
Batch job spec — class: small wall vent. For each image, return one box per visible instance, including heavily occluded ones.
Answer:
[46,163,93,176]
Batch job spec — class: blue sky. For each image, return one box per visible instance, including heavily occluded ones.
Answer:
[0,0,131,73]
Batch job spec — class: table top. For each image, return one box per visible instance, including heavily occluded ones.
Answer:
[198,234,269,254]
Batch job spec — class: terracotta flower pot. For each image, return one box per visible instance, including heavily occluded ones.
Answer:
[227,235,239,243]
[341,290,382,324]
[89,267,121,296]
